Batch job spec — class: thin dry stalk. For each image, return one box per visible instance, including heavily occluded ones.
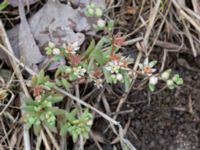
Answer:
[143,0,161,55]
[44,125,60,150]
[41,129,51,150]
[172,0,200,33]
[183,20,197,57]
[35,132,42,150]
[148,1,172,55]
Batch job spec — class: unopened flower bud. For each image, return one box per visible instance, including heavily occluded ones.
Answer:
[161,69,171,80]
[167,80,174,88]
[52,48,60,55]
[116,74,123,81]
[97,19,106,28]
[149,76,158,85]
[87,8,94,16]
[95,8,103,17]
[48,42,55,48]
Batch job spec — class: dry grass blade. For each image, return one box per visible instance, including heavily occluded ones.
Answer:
[183,20,197,57]
[41,129,51,150]
[44,125,60,150]
[143,0,161,54]
[172,0,200,33]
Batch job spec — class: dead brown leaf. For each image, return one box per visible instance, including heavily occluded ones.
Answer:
[6,0,105,68]
[18,0,43,67]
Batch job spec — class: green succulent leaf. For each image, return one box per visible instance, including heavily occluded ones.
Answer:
[107,20,114,31]
[0,0,8,11]
[82,39,95,59]
[122,70,131,92]
[60,124,70,136]
[149,83,155,92]
[61,78,70,90]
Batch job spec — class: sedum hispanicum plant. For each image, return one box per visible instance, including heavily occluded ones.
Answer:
[23,2,183,146]
[138,58,184,92]
[85,2,114,31]
[23,94,63,135]
[23,70,93,142]
[60,109,93,143]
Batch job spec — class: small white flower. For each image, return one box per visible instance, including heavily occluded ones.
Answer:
[97,19,106,28]
[71,41,80,51]
[149,76,158,85]
[94,78,103,88]
[116,73,123,81]
[52,48,60,55]
[73,66,86,78]
[64,41,80,54]
[80,68,86,76]
[105,61,120,73]
[139,58,157,75]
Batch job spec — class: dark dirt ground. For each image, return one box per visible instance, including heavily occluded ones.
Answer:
[125,55,200,150]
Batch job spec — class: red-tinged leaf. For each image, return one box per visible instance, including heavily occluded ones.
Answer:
[69,54,81,66]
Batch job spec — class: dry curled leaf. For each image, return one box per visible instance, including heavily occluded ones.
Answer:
[29,0,87,48]
[6,0,105,68]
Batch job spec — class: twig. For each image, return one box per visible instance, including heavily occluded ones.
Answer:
[41,129,51,150]
[143,0,161,55]
[123,37,143,46]
[183,20,197,57]
[95,109,134,118]
[44,125,60,150]
[172,0,200,33]
[148,1,172,55]
[35,132,42,150]
[111,118,131,144]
